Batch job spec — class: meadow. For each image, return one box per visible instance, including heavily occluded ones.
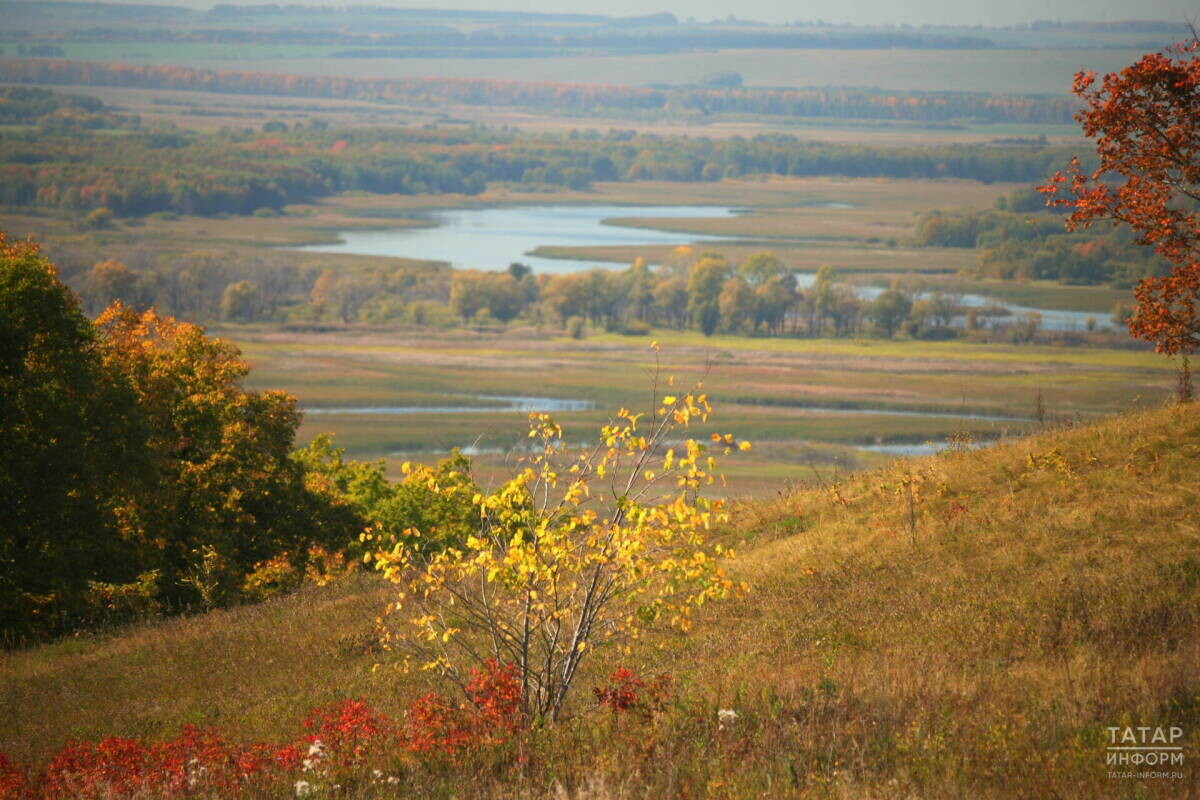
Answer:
[230,327,1174,497]
[4,399,1195,797]
[1,171,1165,500]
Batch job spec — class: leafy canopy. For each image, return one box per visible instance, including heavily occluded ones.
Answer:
[1041,40,1200,355]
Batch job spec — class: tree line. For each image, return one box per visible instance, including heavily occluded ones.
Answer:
[912,187,1170,287]
[57,237,1059,347]
[0,234,480,641]
[1,89,1082,218]
[0,59,1079,124]
[449,250,1037,341]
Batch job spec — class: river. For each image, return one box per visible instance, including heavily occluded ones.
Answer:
[294,203,1113,331]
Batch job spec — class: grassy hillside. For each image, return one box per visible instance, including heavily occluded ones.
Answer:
[2,402,1198,797]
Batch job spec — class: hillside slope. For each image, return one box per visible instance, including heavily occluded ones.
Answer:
[2,403,1198,798]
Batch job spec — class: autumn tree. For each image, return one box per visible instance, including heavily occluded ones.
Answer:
[84,258,142,314]
[717,275,754,333]
[542,272,589,327]
[0,235,149,635]
[738,251,786,286]
[220,280,261,322]
[867,287,913,339]
[686,253,730,336]
[367,359,745,720]
[755,274,798,336]
[651,276,688,329]
[95,304,343,606]
[1040,39,1200,361]
[622,257,655,323]
[295,436,480,556]
[2,236,368,635]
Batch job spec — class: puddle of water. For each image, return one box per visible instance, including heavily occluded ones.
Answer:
[784,404,1025,423]
[858,440,992,456]
[304,394,595,414]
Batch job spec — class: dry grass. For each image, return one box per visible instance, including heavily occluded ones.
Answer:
[3,403,1197,797]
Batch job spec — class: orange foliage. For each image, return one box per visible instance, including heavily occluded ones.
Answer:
[1041,40,1200,355]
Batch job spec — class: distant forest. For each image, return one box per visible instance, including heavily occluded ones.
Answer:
[0,27,996,52]
[0,86,1083,219]
[0,60,1081,124]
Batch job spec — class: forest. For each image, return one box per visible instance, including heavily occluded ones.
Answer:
[0,232,484,639]
[0,59,1082,124]
[913,199,1170,286]
[0,86,1081,220]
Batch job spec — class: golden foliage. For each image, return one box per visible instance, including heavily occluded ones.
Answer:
[366,356,746,719]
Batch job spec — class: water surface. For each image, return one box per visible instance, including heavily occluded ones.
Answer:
[299,203,1113,330]
[295,205,740,273]
[303,395,595,414]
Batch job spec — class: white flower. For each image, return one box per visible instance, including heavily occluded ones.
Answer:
[387,776,401,785]
[294,779,313,798]
[307,740,326,757]
[372,769,384,780]
[718,708,738,729]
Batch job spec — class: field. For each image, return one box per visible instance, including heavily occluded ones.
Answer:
[3,172,1163,502]
[17,79,1087,146]
[4,401,1196,797]
[57,46,1146,95]
[228,327,1174,497]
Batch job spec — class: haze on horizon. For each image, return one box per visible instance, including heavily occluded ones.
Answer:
[27,0,1200,28]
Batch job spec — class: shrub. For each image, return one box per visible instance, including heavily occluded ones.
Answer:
[366,354,747,721]
[594,667,672,720]
[83,207,113,228]
[620,319,652,336]
[566,315,586,339]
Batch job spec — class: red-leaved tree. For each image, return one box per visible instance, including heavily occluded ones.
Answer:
[1040,38,1200,362]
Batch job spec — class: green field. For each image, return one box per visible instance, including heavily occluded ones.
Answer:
[228,327,1173,497]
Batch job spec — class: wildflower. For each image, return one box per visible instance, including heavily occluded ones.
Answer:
[295,779,313,797]
[718,708,738,729]
[301,738,326,772]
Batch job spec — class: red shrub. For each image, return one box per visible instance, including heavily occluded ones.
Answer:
[300,699,395,769]
[402,659,524,756]
[151,725,238,793]
[10,675,525,797]
[0,753,28,800]
[465,659,523,734]
[40,737,153,799]
[403,693,474,756]
[594,667,672,719]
